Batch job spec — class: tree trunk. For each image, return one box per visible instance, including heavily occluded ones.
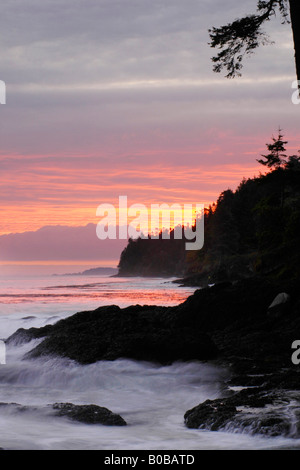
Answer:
[289,0,300,89]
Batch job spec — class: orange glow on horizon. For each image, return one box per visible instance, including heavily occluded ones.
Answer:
[1,162,262,236]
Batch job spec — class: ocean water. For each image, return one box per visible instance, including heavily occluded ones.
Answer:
[0,269,299,450]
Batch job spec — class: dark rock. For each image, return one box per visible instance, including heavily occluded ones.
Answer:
[0,402,30,412]
[184,399,238,431]
[180,276,300,438]
[227,374,267,387]
[6,277,300,370]
[8,304,218,365]
[0,401,126,426]
[184,388,299,437]
[52,403,127,426]
[7,324,53,346]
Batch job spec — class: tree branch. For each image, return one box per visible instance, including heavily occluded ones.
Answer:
[209,0,289,78]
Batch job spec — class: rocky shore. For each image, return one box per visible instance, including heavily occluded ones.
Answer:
[0,402,127,426]
[7,304,218,364]
[6,276,300,438]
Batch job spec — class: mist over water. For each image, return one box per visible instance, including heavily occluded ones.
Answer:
[0,267,299,449]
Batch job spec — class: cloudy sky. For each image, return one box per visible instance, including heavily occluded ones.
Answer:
[0,0,299,263]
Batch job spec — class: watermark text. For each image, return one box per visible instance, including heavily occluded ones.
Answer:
[291,80,300,105]
[0,80,6,104]
[96,197,204,250]
[0,340,6,365]
[291,340,300,365]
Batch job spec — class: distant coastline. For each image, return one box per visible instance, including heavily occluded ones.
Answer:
[53,266,118,277]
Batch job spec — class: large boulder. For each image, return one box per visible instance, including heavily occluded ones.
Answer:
[184,399,237,431]
[52,403,127,426]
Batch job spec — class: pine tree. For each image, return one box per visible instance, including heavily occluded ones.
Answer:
[257,128,288,169]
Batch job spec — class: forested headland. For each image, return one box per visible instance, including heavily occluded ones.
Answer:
[117,133,300,286]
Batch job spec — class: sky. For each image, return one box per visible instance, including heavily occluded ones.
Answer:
[0,0,299,266]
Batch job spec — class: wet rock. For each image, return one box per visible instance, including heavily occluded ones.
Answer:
[184,388,299,437]
[52,403,127,426]
[7,324,52,346]
[6,277,300,371]
[236,413,291,437]
[0,401,127,427]
[9,304,218,365]
[0,402,28,411]
[184,399,238,431]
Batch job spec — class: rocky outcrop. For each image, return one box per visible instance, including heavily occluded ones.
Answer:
[52,403,127,426]
[7,304,218,365]
[7,277,300,370]
[0,401,126,426]
[184,398,238,432]
[184,388,298,437]
[178,278,300,438]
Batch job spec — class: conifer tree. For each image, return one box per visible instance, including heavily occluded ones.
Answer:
[257,128,288,169]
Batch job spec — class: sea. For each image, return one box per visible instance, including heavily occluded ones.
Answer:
[0,264,299,450]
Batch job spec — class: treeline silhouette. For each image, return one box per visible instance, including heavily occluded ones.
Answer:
[117,228,187,277]
[118,139,300,283]
[186,160,300,284]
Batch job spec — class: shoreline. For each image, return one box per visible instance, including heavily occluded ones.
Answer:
[6,274,300,439]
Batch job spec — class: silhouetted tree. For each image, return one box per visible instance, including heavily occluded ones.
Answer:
[257,128,288,169]
[285,153,300,170]
[209,0,300,90]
